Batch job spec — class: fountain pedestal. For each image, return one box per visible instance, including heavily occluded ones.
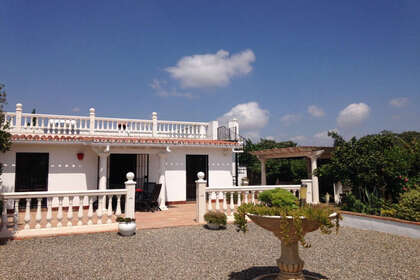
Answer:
[247,213,336,280]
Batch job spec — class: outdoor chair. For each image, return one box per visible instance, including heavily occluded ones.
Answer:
[137,184,162,212]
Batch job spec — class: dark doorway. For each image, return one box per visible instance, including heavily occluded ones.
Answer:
[186,155,208,201]
[109,154,137,189]
[15,153,49,192]
[318,159,334,203]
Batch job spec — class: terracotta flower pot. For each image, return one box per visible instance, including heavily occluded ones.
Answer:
[247,213,337,280]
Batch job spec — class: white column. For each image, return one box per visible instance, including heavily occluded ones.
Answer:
[301,179,313,204]
[310,156,320,204]
[98,152,109,190]
[334,181,343,204]
[152,112,158,137]
[158,153,168,210]
[195,172,207,223]
[259,158,267,185]
[124,172,136,219]
[89,108,95,135]
[15,103,22,132]
[98,151,110,211]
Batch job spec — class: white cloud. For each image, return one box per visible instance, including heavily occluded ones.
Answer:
[291,135,306,144]
[218,102,269,139]
[166,49,255,88]
[150,79,193,99]
[307,105,325,117]
[72,107,80,113]
[313,129,338,146]
[280,114,302,126]
[389,97,408,108]
[337,103,370,128]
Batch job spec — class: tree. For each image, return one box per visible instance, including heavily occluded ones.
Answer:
[315,131,418,203]
[239,138,307,185]
[0,84,11,154]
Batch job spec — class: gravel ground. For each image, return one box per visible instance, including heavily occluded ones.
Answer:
[0,225,419,280]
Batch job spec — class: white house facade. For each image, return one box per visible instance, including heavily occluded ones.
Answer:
[0,103,243,208]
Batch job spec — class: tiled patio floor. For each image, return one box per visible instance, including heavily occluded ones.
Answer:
[135,203,199,229]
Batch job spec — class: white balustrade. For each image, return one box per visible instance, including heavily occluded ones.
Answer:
[198,185,301,221]
[5,104,214,140]
[0,188,132,239]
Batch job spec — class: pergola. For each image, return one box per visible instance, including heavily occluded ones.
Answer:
[250,146,334,204]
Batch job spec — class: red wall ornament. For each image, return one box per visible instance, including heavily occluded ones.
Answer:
[77,153,84,160]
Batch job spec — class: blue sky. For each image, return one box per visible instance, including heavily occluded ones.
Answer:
[1,1,419,144]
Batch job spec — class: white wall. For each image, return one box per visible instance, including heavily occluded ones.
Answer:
[164,147,233,202]
[0,144,235,204]
[0,144,98,193]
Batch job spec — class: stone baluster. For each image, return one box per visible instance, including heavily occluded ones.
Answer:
[251,191,256,205]
[14,200,19,232]
[87,197,93,225]
[244,191,249,204]
[237,191,241,207]
[222,192,227,215]
[35,198,42,229]
[115,195,122,216]
[24,198,31,230]
[215,192,220,210]
[96,197,103,224]
[0,199,7,234]
[67,196,73,226]
[208,192,213,211]
[46,197,52,228]
[77,196,84,226]
[230,191,234,216]
[107,195,113,224]
[57,197,63,227]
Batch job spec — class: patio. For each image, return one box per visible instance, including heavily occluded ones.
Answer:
[0,223,418,280]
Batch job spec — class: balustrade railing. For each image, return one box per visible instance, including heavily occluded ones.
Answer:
[0,173,136,239]
[196,179,301,222]
[3,103,214,140]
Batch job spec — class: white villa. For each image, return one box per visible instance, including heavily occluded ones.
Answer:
[0,103,243,209]
[0,103,336,239]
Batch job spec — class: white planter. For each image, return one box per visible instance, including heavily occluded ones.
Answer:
[118,222,136,236]
[207,223,221,230]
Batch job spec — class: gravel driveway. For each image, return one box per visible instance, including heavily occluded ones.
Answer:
[0,224,419,280]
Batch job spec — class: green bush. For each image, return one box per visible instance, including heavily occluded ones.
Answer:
[116,217,136,223]
[394,189,420,222]
[258,188,298,209]
[340,192,365,213]
[204,211,227,226]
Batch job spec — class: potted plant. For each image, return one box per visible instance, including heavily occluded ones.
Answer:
[234,188,341,280]
[204,210,227,230]
[116,217,136,236]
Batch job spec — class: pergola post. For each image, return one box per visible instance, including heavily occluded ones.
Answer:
[309,152,323,204]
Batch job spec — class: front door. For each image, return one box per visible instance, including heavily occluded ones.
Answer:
[15,153,49,192]
[186,155,208,200]
[108,154,137,189]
